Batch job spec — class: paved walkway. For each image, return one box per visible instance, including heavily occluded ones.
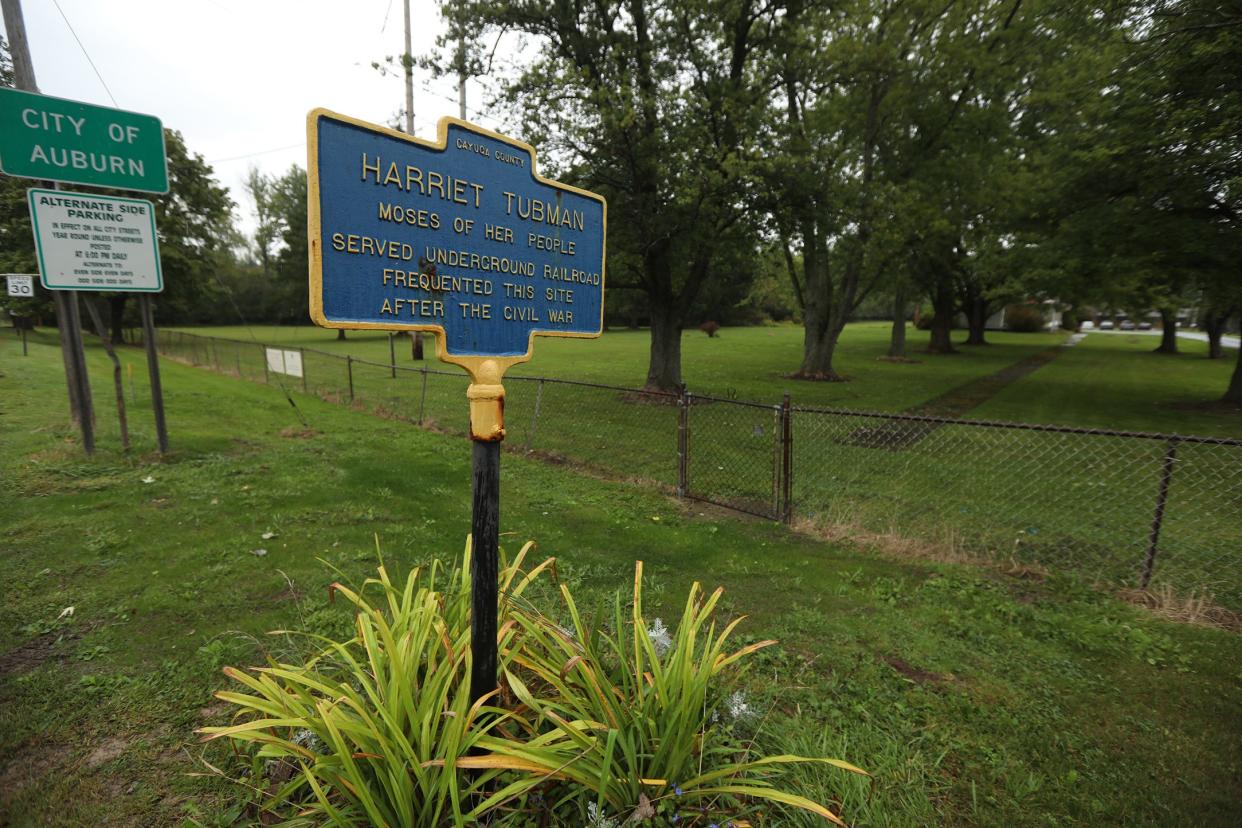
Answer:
[1090,329,1240,348]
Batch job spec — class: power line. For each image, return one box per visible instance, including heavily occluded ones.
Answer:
[419,81,503,127]
[210,143,306,165]
[50,0,118,107]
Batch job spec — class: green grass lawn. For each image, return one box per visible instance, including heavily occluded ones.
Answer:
[974,332,1242,439]
[2,332,1241,826]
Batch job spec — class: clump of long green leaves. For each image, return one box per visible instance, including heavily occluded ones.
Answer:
[202,544,865,826]
[491,561,868,825]
[198,541,557,826]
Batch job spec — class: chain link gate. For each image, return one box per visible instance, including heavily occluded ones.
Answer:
[678,388,793,521]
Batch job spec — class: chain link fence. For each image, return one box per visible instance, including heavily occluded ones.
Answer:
[150,330,1242,611]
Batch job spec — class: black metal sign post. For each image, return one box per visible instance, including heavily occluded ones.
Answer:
[470,438,501,704]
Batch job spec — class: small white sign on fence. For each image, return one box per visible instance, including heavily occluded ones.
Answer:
[265,347,304,378]
[283,349,303,378]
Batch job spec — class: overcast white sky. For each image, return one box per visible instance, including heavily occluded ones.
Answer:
[4,0,512,236]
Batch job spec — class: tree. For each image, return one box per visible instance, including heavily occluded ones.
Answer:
[102,129,236,336]
[1018,1,1242,398]
[768,0,1045,373]
[271,165,310,325]
[441,0,770,391]
[244,165,280,279]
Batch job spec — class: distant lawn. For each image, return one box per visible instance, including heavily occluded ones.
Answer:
[974,332,1242,439]
[2,332,1241,826]
[171,322,1067,412]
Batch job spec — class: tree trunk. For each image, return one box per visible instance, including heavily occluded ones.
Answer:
[336,329,346,341]
[964,293,988,346]
[108,295,127,344]
[795,318,846,380]
[1154,309,1178,354]
[927,281,957,354]
[888,288,907,358]
[1203,311,1225,359]
[791,222,846,380]
[645,302,683,391]
[412,332,424,360]
[1225,340,1242,403]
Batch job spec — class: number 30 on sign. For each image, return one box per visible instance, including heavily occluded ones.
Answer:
[5,274,35,297]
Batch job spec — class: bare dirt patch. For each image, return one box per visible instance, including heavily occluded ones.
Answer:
[0,743,71,803]
[1164,399,1242,417]
[882,654,949,684]
[279,426,320,439]
[85,736,129,769]
[0,624,89,678]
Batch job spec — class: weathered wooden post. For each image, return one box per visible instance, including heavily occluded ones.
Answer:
[139,296,169,454]
[83,296,130,452]
[307,111,606,704]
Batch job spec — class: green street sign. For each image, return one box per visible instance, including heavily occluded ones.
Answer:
[0,88,168,194]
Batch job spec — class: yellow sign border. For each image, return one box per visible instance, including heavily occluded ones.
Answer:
[306,108,607,382]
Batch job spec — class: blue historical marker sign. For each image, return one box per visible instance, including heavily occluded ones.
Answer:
[307,110,606,358]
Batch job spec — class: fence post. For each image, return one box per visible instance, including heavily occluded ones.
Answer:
[772,404,781,517]
[780,391,793,523]
[417,367,427,424]
[677,384,689,498]
[234,348,241,377]
[389,334,396,379]
[1140,438,1179,588]
[261,344,269,384]
[346,355,354,401]
[525,379,545,452]
[300,347,308,393]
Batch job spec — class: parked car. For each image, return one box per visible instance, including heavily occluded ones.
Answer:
[1081,320,1096,330]
[1120,320,1136,330]
[1138,320,1153,330]
[1100,319,1115,330]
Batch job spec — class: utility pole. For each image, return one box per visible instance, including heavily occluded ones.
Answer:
[458,36,467,120]
[403,0,414,135]
[2,0,95,455]
[402,0,425,360]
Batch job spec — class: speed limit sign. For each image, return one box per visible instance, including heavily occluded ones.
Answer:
[5,274,35,297]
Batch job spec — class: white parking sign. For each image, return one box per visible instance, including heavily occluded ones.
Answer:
[27,188,163,292]
[5,274,34,297]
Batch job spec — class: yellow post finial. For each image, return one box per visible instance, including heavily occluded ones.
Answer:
[466,358,505,442]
